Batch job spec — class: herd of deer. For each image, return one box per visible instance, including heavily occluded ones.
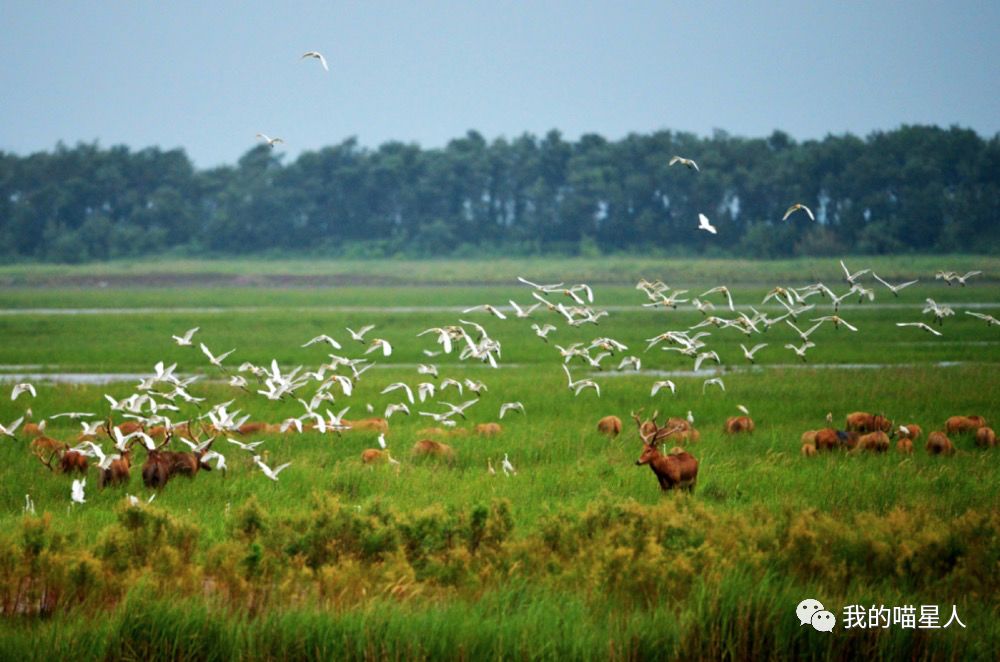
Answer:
[800,413,994,456]
[31,418,219,490]
[593,408,994,494]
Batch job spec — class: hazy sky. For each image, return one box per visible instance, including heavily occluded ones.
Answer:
[3,1,998,167]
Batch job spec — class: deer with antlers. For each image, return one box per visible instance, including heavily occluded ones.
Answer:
[31,436,90,475]
[632,411,699,492]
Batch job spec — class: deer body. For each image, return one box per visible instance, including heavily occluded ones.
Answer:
[636,445,699,492]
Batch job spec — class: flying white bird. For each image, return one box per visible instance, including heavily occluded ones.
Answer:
[227,437,264,453]
[253,456,291,481]
[347,325,376,343]
[255,133,284,147]
[966,311,1000,327]
[71,478,86,504]
[811,315,858,331]
[382,382,415,404]
[896,322,943,337]
[200,343,235,368]
[784,341,816,361]
[440,378,464,395]
[739,343,768,363]
[50,412,95,420]
[385,403,411,418]
[700,286,734,312]
[669,155,699,171]
[561,365,600,396]
[839,260,870,285]
[10,383,36,401]
[697,213,717,235]
[462,304,507,320]
[417,364,439,378]
[651,380,676,397]
[952,270,982,286]
[531,323,557,341]
[365,338,393,357]
[737,404,750,416]
[499,402,525,419]
[782,203,815,221]
[786,320,823,343]
[702,377,726,393]
[302,334,342,350]
[508,300,541,318]
[300,50,329,71]
[871,273,918,297]
[171,327,200,347]
[0,416,24,438]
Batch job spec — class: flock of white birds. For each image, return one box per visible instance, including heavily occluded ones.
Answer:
[4,255,994,510]
[4,50,994,509]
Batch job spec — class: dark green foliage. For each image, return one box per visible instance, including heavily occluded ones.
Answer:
[2,125,999,261]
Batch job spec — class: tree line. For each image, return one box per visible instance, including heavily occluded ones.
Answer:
[1,124,997,262]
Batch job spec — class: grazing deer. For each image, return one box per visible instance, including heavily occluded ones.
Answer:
[634,418,698,492]
[475,422,503,436]
[344,418,390,433]
[945,415,987,435]
[597,415,622,437]
[411,439,455,461]
[896,424,922,441]
[896,437,914,454]
[926,431,955,456]
[855,431,890,453]
[724,416,755,434]
[974,427,996,449]
[846,412,892,433]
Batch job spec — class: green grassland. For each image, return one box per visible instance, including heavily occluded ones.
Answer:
[1,260,999,660]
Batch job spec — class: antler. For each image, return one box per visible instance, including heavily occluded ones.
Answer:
[32,448,58,472]
[630,409,645,429]
[652,425,686,444]
[154,429,173,451]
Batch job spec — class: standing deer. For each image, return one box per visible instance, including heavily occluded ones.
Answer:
[634,417,699,492]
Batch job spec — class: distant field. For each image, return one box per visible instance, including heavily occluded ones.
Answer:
[1,258,998,659]
[1,254,997,286]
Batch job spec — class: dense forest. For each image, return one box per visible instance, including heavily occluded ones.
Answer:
[1,124,997,262]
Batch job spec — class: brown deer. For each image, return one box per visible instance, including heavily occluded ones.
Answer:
[634,418,698,492]
[597,415,623,437]
[945,415,987,435]
[896,437,914,454]
[846,412,892,433]
[854,431,890,453]
[475,422,503,436]
[974,427,996,449]
[344,418,390,433]
[926,431,955,456]
[99,452,133,487]
[411,439,455,461]
[813,428,839,451]
[141,434,176,489]
[896,424,923,441]
[724,416,755,434]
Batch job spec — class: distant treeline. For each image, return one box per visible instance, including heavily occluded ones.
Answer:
[1,125,997,262]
